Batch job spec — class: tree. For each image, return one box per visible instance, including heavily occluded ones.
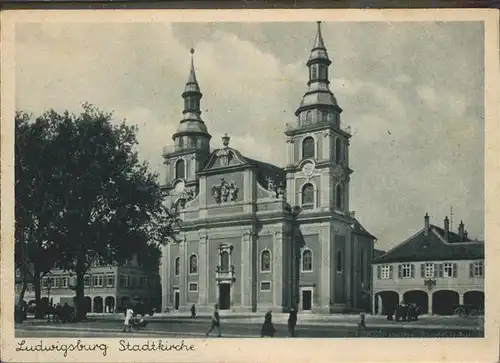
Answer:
[15,111,62,318]
[16,104,178,321]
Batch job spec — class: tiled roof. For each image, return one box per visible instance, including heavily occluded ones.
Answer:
[371,225,484,264]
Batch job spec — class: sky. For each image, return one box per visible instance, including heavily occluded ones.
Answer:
[15,21,485,250]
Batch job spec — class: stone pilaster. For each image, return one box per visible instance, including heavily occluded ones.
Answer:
[273,230,283,310]
[198,231,208,306]
[428,292,433,315]
[286,136,294,166]
[320,170,330,209]
[286,173,296,207]
[345,231,353,308]
[161,244,171,312]
[322,130,331,162]
[199,176,207,218]
[243,170,253,213]
[190,155,196,180]
[241,230,254,311]
[320,224,331,312]
[178,236,187,311]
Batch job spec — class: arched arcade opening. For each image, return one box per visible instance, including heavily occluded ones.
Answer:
[93,296,103,313]
[432,290,459,315]
[464,291,484,313]
[374,291,399,315]
[105,296,115,313]
[403,290,429,314]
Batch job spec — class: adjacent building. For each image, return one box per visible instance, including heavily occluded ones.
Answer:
[371,213,484,315]
[16,256,161,313]
[160,22,376,314]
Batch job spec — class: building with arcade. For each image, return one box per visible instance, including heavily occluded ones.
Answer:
[371,213,484,316]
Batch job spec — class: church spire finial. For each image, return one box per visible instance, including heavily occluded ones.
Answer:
[186,47,199,89]
[313,20,326,50]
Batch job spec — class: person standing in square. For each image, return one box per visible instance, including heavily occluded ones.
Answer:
[206,304,221,337]
[123,304,134,333]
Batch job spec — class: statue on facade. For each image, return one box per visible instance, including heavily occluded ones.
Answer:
[211,185,221,204]
[212,178,239,204]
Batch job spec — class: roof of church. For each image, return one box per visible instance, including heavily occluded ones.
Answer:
[350,218,377,239]
[244,156,286,185]
[371,224,484,264]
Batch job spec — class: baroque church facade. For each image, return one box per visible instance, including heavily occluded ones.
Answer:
[160,22,376,314]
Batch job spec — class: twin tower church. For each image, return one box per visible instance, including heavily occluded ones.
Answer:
[160,22,376,314]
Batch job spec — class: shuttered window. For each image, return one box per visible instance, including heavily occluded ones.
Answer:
[398,264,414,279]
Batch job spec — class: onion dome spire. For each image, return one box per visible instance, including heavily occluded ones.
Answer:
[172,48,211,144]
[308,21,330,66]
[295,21,342,122]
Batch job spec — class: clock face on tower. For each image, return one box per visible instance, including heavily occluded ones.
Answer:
[302,160,316,177]
[174,180,186,194]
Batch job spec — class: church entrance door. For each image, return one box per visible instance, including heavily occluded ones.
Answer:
[219,283,231,310]
[301,288,313,311]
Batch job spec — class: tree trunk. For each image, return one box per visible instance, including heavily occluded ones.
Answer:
[75,258,87,322]
[16,280,27,307]
[34,272,44,319]
[15,277,28,323]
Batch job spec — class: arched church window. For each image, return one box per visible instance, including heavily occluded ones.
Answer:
[337,250,343,272]
[261,250,271,272]
[302,137,315,159]
[175,159,185,180]
[335,184,344,211]
[220,251,230,272]
[174,257,180,276]
[189,254,198,274]
[302,249,313,272]
[335,138,342,164]
[301,183,315,210]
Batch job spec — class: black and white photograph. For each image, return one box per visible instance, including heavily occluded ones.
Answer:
[2,8,499,363]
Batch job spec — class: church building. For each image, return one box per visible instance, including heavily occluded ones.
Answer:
[160,22,376,314]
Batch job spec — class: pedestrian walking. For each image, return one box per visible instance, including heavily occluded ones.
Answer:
[357,312,366,329]
[191,304,196,318]
[123,304,134,333]
[288,306,298,337]
[205,304,221,337]
[260,310,276,337]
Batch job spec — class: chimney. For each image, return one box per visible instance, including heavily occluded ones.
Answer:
[444,216,450,241]
[458,220,465,240]
[424,213,430,236]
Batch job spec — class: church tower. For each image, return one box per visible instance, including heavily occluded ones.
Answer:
[285,21,352,214]
[164,48,212,208]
